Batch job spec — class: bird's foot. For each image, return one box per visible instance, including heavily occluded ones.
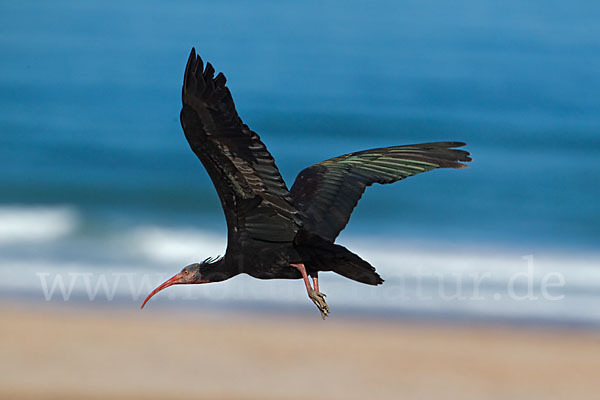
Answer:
[308,289,330,319]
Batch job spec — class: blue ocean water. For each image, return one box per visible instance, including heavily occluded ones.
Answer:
[1,1,599,323]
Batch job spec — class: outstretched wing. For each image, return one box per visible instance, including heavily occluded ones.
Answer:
[290,142,471,242]
[180,48,301,244]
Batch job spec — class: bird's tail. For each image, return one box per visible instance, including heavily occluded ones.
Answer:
[328,244,384,285]
[295,230,383,285]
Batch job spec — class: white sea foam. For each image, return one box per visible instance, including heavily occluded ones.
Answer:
[128,226,226,264]
[343,238,600,291]
[0,205,79,244]
[1,221,599,324]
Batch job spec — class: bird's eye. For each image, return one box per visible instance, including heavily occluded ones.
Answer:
[183,270,189,275]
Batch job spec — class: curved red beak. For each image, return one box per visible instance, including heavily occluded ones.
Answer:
[141,273,183,309]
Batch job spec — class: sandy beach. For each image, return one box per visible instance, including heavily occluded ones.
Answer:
[1,301,599,400]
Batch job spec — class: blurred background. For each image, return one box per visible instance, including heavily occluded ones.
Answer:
[1,1,600,399]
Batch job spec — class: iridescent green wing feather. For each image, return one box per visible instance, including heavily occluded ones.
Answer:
[290,142,471,242]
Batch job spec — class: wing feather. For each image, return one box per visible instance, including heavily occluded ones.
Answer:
[290,142,471,241]
[180,48,301,244]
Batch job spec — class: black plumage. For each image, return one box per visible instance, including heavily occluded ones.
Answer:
[141,48,472,318]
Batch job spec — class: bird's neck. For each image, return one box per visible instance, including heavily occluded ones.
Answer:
[203,258,239,283]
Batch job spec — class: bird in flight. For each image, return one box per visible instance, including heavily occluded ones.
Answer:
[141,48,471,318]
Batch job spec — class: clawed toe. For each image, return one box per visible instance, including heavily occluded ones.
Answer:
[308,289,330,319]
[289,264,330,319]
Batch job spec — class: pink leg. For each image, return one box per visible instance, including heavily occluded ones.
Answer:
[290,263,313,294]
[291,264,329,319]
[312,274,319,292]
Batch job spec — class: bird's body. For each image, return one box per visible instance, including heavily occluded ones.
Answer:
[142,48,472,317]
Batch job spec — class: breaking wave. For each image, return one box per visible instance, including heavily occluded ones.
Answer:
[1,206,599,325]
[0,205,79,244]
